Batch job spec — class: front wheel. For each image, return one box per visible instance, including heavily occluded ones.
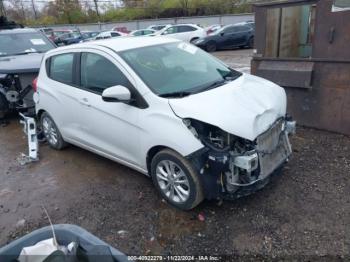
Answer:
[151,149,204,210]
[206,42,217,52]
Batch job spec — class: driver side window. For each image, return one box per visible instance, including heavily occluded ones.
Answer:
[224,26,237,34]
[80,52,131,94]
[164,26,178,34]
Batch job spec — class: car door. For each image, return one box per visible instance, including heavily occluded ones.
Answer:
[44,51,93,144]
[176,25,197,42]
[218,26,235,48]
[233,26,251,46]
[162,26,184,40]
[76,50,142,165]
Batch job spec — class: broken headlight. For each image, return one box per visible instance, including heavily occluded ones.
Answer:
[183,118,255,153]
[183,118,233,152]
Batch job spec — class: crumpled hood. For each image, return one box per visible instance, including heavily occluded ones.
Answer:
[168,73,287,141]
[0,53,43,74]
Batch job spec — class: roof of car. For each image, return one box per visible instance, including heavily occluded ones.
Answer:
[46,36,180,55]
[0,28,39,34]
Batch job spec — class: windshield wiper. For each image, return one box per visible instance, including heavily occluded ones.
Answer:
[159,91,192,98]
[199,79,226,93]
[10,51,44,56]
[220,68,242,81]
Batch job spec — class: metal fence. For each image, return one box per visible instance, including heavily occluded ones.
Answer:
[40,13,254,31]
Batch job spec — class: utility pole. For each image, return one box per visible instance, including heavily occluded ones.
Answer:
[31,0,38,19]
[0,0,6,17]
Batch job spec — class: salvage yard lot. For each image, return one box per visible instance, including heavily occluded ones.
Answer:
[1,49,350,258]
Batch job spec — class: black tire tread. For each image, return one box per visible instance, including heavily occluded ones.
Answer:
[40,112,68,150]
[151,149,204,210]
[0,93,9,118]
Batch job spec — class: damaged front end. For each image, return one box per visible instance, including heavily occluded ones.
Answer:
[0,73,35,116]
[185,117,296,200]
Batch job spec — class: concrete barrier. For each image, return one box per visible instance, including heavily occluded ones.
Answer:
[37,13,254,31]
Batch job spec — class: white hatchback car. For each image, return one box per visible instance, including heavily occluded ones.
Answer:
[153,24,206,43]
[33,37,295,210]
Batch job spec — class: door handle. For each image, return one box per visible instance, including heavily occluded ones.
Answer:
[79,98,91,107]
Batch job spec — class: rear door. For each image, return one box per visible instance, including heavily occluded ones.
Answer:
[227,26,251,47]
[177,25,198,42]
[43,51,91,143]
[220,26,236,48]
[233,26,251,46]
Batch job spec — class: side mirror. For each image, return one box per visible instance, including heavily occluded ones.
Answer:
[102,85,131,102]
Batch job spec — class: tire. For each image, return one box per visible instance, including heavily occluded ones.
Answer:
[206,41,217,52]
[151,149,204,210]
[248,37,254,49]
[40,112,67,150]
[0,93,9,119]
[190,37,198,44]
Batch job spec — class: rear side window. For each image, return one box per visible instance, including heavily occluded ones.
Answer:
[111,32,120,37]
[49,53,74,84]
[80,52,131,94]
[178,26,196,32]
[237,26,250,32]
[224,26,238,33]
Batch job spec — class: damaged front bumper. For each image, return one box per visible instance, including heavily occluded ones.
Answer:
[187,118,296,200]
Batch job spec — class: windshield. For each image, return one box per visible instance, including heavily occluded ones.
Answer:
[0,32,55,57]
[120,42,242,97]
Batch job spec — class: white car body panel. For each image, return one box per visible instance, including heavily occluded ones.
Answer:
[168,73,287,141]
[154,24,206,42]
[35,37,289,180]
[36,42,204,173]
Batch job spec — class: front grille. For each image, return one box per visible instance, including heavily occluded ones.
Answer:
[256,119,291,178]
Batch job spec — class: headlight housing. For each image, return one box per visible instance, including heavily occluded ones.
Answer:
[183,118,239,152]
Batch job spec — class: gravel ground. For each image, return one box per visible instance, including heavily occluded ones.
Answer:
[0,49,349,260]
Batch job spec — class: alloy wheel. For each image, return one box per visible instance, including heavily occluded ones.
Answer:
[155,160,190,203]
[42,116,58,146]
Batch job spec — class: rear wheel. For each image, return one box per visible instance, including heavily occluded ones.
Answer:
[206,42,217,52]
[151,149,204,210]
[41,112,67,150]
[190,37,198,44]
[248,37,254,48]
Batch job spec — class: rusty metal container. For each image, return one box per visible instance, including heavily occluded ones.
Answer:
[251,0,350,135]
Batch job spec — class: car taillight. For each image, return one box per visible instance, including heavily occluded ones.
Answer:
[32,77,38,92]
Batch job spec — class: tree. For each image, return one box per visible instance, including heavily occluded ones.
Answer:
[179,0,189,16]
[54,0,84,24]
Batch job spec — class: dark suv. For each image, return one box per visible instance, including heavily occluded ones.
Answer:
[0,25,55,119]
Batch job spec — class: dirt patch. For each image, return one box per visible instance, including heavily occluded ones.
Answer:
[1,116,349,258]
